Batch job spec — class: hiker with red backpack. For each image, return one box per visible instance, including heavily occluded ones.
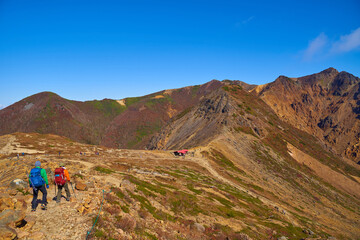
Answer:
[29,160,49,211]
[55,163,71,203]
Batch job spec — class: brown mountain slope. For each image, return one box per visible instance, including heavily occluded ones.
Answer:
[254,68,360,162]
[148,83,360,238]
[0,92,127,145]
[101,80,223,149]
[0,81,223,149]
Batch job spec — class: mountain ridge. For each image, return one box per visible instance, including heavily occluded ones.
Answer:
[1,68,360,163]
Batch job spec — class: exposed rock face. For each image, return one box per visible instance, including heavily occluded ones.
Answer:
[255,68,360,162]
[148,83,270,150]
[148,89,232,150]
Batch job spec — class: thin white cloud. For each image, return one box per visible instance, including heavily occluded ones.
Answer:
[303,33,328,61]
[242,16,255,25]
[303,27,360,61]
[331,27,360,53]
[235,16,255,27]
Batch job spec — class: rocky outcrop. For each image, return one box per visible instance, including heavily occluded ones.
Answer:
[147,90,232,150]
[256,68,360,162]
[0,194,27,240]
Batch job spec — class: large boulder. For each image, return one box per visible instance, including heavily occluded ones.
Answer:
[75,181,88,191]
[0,209,26,227]
[9,179,27,190]
[0,225,17,240]
[0,209,26,240]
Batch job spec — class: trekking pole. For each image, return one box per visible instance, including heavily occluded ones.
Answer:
[70,182,77,199]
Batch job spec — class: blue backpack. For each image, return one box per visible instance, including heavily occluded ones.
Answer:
[30,168,45,188]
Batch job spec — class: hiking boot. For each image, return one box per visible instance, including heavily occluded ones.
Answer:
[31,208,36,212]
[41,204,47,210]
[66,198,70,202]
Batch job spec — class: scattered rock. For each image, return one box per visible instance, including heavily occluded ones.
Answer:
[233,233,252,240]
[191,223,205,232]
[0,209,25,227]
[76,205,86,214]
[9,179,27,190]
[28,231,45,240]
[23,216,35,231]
[0,197,14,211]
[86,181,95,188]
[277,237,288,240]
[7,190,17,197]
[0,225,17,240]
[0,209,26,240]
[16,230,30,239]
[303,229,314,235]
[75,181,88,191]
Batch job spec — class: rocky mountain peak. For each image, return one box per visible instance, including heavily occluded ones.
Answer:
[331,71,360,96]
[257,68,360,162]
[296,67,339,87]
[321,67,339,75]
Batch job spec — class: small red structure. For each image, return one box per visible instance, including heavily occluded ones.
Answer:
[173,149,189,156]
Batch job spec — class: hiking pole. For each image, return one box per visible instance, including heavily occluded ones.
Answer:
[70,182,77,199]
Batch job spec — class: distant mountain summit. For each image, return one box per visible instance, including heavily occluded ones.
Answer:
[254,67,360,162]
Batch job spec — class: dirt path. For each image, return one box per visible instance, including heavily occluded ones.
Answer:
[0,135,45,155]
[17,185,93,240]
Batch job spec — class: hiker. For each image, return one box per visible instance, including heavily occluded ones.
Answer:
[29,160,49,211]
[55,163,71,202]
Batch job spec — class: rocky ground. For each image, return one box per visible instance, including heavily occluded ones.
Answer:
[0,133,359,240]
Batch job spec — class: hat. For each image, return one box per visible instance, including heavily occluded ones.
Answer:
[59,163,64,167]
[35,161,41,167]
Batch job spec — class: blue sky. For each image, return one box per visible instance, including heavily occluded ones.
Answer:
[1,0,359,108]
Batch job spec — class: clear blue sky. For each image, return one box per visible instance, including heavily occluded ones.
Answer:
[1,0,359,108]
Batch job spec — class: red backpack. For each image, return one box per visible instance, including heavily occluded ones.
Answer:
[54,167,66,186]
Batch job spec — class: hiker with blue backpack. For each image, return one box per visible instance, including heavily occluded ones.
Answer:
[29,160,49,211]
